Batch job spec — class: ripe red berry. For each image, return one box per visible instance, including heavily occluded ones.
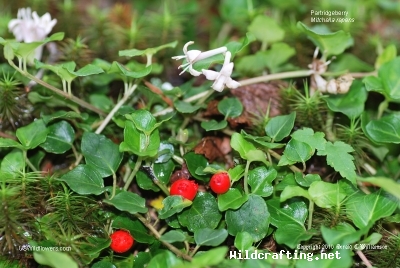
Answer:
[110,230,134,253]
[170,179,198,201]
[209,172,230,194]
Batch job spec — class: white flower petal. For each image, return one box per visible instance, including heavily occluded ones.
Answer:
[212,77,226,92]
[189,66,202,76]
[225,77,241,89]
[202,69,219,80]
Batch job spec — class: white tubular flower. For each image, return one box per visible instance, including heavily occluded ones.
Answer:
[202,51,241,92]
[172,41,227,76]
[8,7,57,61]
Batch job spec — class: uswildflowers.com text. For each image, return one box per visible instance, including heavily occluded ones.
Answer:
[229,250,341,262]
[19,245,72,252]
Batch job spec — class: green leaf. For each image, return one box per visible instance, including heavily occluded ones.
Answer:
[378,57,400,100]
[119,41,177,57]
[160,230,186,243]
[112,215,155,243]
[218,98,243,118]
[248,15,284,44]
[174,100,202,114]
[16,119,48,149]
[375,44,397,69]
[234,232,254,251]
[194,228,228,246]
[136,170,160,192]
[308,181,346,208]
[191,247,228,267]
[357,176,400,200]
[41,110,83,124]
[291,128,326,150]
[125,109,157,134]
[248,166,277,197]
[81,132,123,177]
[107,61,152,79]
[33,251,78,268]
[280,139,313,165]
[294,173,321,188]
[0,150,24,179]
[201,120,228,131]
[80,237,111,263]
[346,190,397,229]
[226,194,269,242]
[321,223,366,245]
[179,192,221,232]
[91,261,114,268]
[297,22,353,57]
[262,42,296,73]
[155,142,174,164]
[146,251,182,268]
[183,152,209,181]
[324,80,367,119]
[40,121,75,154]
[159,196,192,219]
[265,112,296,142]
[59,165,104,195]
[267,199,314,248]
[364,114,400,143]
[280,186,311,202]
[228,165,245,182]
[230,133,257,159]
[0,138,23,149]
[120,121,160,157]
[317,141,356,184]
[363,76,384,94]
[103,191,148,214]
[218,188,248,211]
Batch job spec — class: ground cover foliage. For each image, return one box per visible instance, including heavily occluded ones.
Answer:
[0,0,400,267]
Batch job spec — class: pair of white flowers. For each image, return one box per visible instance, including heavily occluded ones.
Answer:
[172,41,241,92]
[8,7,57,62]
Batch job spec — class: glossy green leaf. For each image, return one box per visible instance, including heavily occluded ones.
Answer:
[281,139,313,165]
[194,228,228,246]
[201,120,228,131]
[136,170,160,191]
[280,186,311,202]
[378,57,400,100]
[179,192,221,232]
[294,173,321,188]
[59,164,105,195]
[230,133,257,159]
[265,112,296,142]
[346,190,397,229]
[159,196,192,219]
[218,188,248,211]
[81,132,123,177]
[125,110,157,134]
[160,230,186,243]
[248,166,277,197]
[107,61,152,79]
[191,247,228,267]
[0,150,24,179]
[146,251,182,268]
[80,237,111,263]
[317,141,356,184]
[248,15,284,44]
[103,191,148,214]
[226,194,269,242]
[155,142,174,163]
[16,119,48,149]
[245,149,269,166]
[297,22,353,57]
[183,152,209,181]
[112,215,155,243]
[291,128,326,150]
[120,121,160,157]
[40,121,75,154]
[174,100,202,114]
[41,110,83,124]
[91,261,114,268]
[0,138,23,149]
[228,165,245,182]
[364,114,400,143]
[33,251,78,268]
[363,76,384,94]
[324,80,367,119]
[309,181,346,208]
[218,98,243,118]
[357,176,400,200]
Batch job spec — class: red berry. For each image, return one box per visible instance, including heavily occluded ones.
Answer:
[170,179,198,201]
[110,230,134,253]
[209,172,230,194]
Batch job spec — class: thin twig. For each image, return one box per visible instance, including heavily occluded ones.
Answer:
[239,70,314,86]
[356,250,373,267]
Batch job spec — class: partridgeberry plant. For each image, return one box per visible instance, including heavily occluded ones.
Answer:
[0,2,400,268]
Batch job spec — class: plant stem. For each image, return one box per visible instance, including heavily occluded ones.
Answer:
[123,157,143,191]
[356,250,373,267]
[268,149,303,173]
[239,70,314,86]
[134,213,193,261]
[190,245,201,257]
[95,84,137,134]
[307,200,314,230]
[8,60,106,116]
[244,161,250,194]
[110,173,117,200]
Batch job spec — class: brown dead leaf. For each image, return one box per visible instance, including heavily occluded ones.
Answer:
[194,136,233,166]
